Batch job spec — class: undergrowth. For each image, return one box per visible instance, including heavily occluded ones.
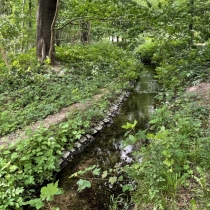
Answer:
[124,39,210,209]
[0,42,141,209]
[0,42,141,136]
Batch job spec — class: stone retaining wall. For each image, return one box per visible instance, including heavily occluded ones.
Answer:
[58,87,133,170]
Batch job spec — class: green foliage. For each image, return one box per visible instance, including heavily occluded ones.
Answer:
[56,42,141,81]
[0,15,19,41]
[0,105,106,209]
[69,164,133,193]
[0,39,140,208]
[1,0,210,209]
[152,40,210,91]
[27,181,64,210]
[134,40,158,63]
[0,42,139,136]
[77,179,91,192]
[121,120,137,130]
[122,91,210,209]
[109,194,130,210]
[10,48,37,71]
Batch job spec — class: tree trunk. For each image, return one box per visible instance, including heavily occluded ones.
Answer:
[81,21,90,44]
[29,0,32,28]
[36,0,57,63]
[189,0,194,46]
[49,0,59,66]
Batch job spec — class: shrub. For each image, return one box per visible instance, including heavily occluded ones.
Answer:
[134,40,158,64]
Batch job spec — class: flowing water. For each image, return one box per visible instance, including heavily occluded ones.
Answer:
[50,65,158,210]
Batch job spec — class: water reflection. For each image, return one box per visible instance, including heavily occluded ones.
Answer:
[51,66,158,210]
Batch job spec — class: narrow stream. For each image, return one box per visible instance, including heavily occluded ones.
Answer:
[51,65,158,210]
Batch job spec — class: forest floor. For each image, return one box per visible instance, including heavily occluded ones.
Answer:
[0,91,106,145]
[1,81,210,146]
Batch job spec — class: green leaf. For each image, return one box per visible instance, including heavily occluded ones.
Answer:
[27,198,44,209]
[9,165,18,172]
[1,161,11,171]
[102,170,108,178]
[128,134,136,143]
[40,181,63,201]
[92,168,100,176]
[3,150,11,155]
[163,158,174,167]
[121,120,137,130]
[124,130,131,137]
[109,176,117,185]
[77,179,91,192]
[122,184,133,192]
[118,175,123,181]
[122,122,133,130]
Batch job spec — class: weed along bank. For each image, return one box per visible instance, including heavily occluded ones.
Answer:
[0,43,141,209]
[1,0,210,209]
[48,65,158,210]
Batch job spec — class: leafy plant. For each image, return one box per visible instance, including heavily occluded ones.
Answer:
[27,181,64,210]
[134,39,158,63]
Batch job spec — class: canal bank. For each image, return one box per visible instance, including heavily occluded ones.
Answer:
[50,65,158,210]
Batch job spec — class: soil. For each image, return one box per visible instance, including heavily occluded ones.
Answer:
[186,82,210,102]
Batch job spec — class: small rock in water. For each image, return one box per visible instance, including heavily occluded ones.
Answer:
[86,134,94,141]
[62,151,70,159]
[79,136,87,143]
[106,123,111,127]
[69,148,76,154]
[103,118,111,123]
[90,128,97,134]
[74,141,82,149]
[107,111,112,116]
[95,124,103,131]
[99,121,104,125]
[119,95,124,101]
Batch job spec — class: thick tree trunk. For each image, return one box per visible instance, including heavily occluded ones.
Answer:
[36,0,57,63]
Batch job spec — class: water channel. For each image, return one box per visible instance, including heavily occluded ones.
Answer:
[51,65,158,210]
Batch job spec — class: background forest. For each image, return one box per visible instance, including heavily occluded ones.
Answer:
[1,0,210,209]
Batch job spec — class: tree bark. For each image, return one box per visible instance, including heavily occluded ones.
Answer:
[80,21,90,44]
[49,0,59,66]
[189,0,194,46]
[36,0,57,63]
[29,0,32,28]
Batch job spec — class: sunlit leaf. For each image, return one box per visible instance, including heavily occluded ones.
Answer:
[109,176,117,185]
[102,170,108,178]
[122,184,133,192]
[92,168,100,176]
[77,179,91,192]
[118,175,123,181]
[40,181,63,201]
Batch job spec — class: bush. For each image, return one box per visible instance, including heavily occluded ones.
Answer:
[56,42,142,81]
[134,40,158,64]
